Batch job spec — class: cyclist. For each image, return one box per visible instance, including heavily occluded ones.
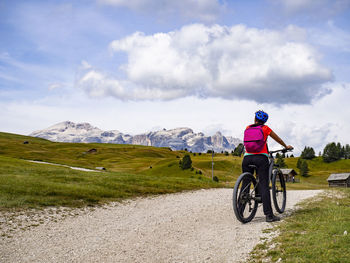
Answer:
[242,110,293,222]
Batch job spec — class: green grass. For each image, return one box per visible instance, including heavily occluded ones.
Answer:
[0,155,220,208]
[250,189,350,262]
[2,131,350,209]
[284,157,350,190]
[0,132,222,208]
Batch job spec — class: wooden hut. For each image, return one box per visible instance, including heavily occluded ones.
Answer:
[280,169,298,183]
[327,173,350,187]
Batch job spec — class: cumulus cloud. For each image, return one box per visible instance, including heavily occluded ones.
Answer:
[98,0,223,22]
[269,120,334,154]
[272,0,350,17]
[78,24,332,103]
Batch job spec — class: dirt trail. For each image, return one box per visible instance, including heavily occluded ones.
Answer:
[0,189,322,262]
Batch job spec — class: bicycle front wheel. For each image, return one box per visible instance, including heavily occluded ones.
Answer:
[271,169,287,213]
[233,172,258,223]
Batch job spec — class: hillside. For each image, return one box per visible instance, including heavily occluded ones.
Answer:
[1,131,350,208]
[29,121,242,153]
[0,132,223,208]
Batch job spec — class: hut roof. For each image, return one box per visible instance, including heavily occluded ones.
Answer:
[327,173,350,181]
[280,169,298,175]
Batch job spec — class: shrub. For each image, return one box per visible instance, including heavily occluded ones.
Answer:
[180,154,192,170]
[213,176,219,182]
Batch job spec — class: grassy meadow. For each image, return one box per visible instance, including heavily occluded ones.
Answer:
[0,132,226,209]
[250,189,350,262]
[1,131,350,209]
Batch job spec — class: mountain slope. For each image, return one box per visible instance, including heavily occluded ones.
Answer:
[30,121,241,153]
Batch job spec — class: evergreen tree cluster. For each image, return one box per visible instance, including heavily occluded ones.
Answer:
[300,146,316,160]
[322,142,350,163]
[232,143,244,157]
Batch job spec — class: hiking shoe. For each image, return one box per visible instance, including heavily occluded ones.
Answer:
[266,214,281,222]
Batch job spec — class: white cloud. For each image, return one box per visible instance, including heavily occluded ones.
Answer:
[265,82,350,154]
[309,21,350,52]
[48,83,62,90]
[78,24,332,104]
[273,0,350,17]
[98,0,223,22]
[2,82,349,156]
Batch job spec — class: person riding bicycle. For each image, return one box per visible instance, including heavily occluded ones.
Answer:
[242,110,293,222]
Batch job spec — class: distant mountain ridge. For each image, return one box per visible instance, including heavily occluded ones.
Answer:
[30,121,242,153]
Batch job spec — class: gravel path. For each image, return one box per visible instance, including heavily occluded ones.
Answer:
[0,189,322,263]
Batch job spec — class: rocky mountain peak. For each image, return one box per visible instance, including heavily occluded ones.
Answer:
[30,121,241,153]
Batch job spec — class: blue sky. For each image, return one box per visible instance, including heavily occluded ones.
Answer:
[1,0,350,154]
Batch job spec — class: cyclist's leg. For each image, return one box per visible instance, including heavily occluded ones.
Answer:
[242,155,254,174]
[254,155,273,216]
[239,157,255,212]
[242,155,259,195]
[241,156,256,193]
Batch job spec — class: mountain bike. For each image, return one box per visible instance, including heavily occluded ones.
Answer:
[232,149,292,223]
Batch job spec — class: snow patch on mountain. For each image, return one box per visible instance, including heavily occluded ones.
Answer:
[30,121,242,153]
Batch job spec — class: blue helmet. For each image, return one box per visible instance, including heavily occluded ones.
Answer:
[255,110,268,123]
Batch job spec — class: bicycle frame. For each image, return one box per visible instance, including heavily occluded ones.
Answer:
[252,151,280,186]
[268,155,275,181]
[251,149,291,203]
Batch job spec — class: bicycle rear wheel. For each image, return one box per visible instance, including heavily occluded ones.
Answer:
[233,172,258,223]
[271,169,287,213]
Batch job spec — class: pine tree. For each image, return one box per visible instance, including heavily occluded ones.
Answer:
[276,155,287,168]
[337,143,342,158]
[297,158,302,169]
[300,160,309,177]
[323,142,341,163]
[345,144,350,159]
[232,143,244,157]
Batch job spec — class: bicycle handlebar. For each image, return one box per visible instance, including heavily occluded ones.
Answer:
[269,148,293,154]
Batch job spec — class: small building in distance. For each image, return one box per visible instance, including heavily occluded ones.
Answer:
[327,173,350,188]
[280,169,298,183]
